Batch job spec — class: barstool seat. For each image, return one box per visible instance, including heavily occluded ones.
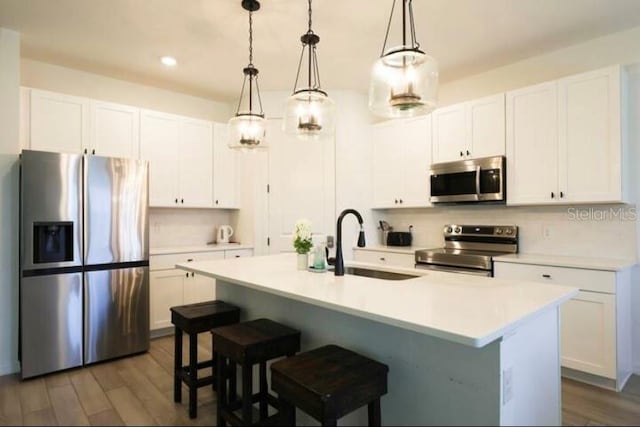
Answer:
[170,300,240,419]
[271,345,389,426]
[213,318,301,426]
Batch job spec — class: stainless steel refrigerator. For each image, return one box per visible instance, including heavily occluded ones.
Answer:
[20,150,149,379]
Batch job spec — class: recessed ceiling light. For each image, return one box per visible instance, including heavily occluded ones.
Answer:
[160,56,177,67]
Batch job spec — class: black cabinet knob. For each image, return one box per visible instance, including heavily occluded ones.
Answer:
[551,192,555,199]
[191,272,195,277]
[92,149,95,155]
[394,199,398,204]
[459,151,463,157]
[181,199,184,204]
[175,198,178,204]
[215,200,219,205]
[399,199,403,204]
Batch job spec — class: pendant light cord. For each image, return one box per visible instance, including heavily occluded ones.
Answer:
[292,0,323,92]
[248,10,253,66]
[380,0,420,56]
[235,4,264,116]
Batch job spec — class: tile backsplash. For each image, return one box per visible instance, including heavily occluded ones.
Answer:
[374,204,638,260]
[149,208,232,248]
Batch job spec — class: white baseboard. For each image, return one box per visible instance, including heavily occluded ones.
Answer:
[0,360,19,377]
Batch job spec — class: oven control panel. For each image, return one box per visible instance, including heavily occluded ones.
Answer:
[443,225,518,238]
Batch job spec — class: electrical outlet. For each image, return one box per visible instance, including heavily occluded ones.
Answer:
[502,367,514,404]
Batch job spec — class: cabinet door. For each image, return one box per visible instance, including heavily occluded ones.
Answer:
[90,101,140,159]
[372,121,401,208]
[140,110,180,207]
[183,273,216,305]
[467,93,505,159]
[506,82,559,205]
[432,103,466,163]
[558,66,622,203]
[30,89,89,154]
[150,269,184,330]
[213,123,239,208]
[401,116,432,207]
[561,292,616,379]
[180,118,213,207]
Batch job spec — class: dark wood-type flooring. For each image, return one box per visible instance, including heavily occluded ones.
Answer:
[0,335,639,426]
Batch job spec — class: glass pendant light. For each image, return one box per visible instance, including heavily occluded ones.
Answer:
[369,0,438,119]
[228,0,267,150]
[283,0,335,140]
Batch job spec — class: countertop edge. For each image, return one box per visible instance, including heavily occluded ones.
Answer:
[151,244,254,255]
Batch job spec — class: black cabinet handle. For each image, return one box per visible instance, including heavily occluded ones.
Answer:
[394,199,398,204]
[185,272,189,278]
[83,148,88,154]
[551,192,555,199]
[560,191,564,198]
[235,255,240,258]
[175,198,178,204]
[379,257,386,261]
[191,272,195,277]
[466,150,470,156]
[92,149,95,155]
[542,274,551,279]
[459,151,464,157]
[215,200,219,205]
[399,199,403,204]
[181,199,184,204]
[187,258,194,262]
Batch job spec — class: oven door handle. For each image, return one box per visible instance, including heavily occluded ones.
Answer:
[475,165,481,200]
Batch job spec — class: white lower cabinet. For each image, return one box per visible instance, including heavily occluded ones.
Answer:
[150,269,186,330]
[494,261,631,390]
[353,249,415,269]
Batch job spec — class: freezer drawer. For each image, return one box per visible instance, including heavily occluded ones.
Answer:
[84,267,150,364]
[20,272,83,378]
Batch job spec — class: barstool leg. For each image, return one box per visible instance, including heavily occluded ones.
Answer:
[242,361,253,424]
[173,327,183,403]
[217,354,227,427]
[368,398,381,427]
[259,361,268,420]
[277,395,295,426]
[229,363,237,402]
[189,332,198,418]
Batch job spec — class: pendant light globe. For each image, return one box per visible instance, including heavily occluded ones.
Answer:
[368,0,438,119]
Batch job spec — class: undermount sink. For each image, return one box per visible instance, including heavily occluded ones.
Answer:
[334,266,419,281]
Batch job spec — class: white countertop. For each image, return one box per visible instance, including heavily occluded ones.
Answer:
[494,253,636,272]
[176,253,577,348]
[353,244,422,255]
[150,243,253,256]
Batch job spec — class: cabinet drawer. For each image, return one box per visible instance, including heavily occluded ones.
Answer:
[494,262,615,294]
[353,250,415,269]
[225,249,254,259]
[150,251,225,271]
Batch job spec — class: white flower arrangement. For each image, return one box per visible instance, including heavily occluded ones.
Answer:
[292,219,313,254]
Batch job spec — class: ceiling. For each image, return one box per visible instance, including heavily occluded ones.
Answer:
[1,0,640,101]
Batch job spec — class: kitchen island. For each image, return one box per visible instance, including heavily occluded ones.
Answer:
[177,253,577,426]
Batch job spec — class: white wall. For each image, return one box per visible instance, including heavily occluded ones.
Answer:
[21,58,231,121]
[0,28,20,375]
[439,25,640,106]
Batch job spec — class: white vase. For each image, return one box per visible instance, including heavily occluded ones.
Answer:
[297,253,308,270]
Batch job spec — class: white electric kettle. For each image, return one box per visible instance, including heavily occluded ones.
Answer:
[217,225,234,244]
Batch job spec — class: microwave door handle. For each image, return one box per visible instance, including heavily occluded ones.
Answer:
[475,166,481,200]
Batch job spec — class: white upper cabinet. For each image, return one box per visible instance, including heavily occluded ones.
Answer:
[558,67,623,203]
[213,123,239,209]
[90,100,140,158]
[140,109,181,207]
[506,82,559,205]
[29,89,141,159]
[372,115,432,208]
[432,103,466,163]
[29,89,90,154]
[432,93,505,163]
[507,65,627,205]
[180,118,214,208]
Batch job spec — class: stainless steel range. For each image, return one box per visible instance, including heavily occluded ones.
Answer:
[415,225,518,277]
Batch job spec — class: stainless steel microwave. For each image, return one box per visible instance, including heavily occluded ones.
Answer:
[430,156,506,203]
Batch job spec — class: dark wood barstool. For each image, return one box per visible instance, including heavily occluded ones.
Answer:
[170,300,240,418]
[271,345,389,426]
[212,318,301,426]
